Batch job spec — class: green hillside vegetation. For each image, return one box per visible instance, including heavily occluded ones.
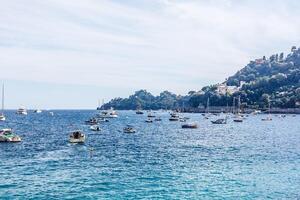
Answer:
[102,46,300,110]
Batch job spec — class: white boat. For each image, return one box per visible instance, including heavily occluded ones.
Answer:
[69,131,85,143]
[90,125,101,131]
[123,125,136,133]
[0,84,5,121]
[16,107,27,115]
[0,128,21,142]
[97,108,118,118]
[49,112,54,116]
[262,100,272,121]
[34,109,42,113]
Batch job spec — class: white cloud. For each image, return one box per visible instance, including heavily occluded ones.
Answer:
[1,0,300,98]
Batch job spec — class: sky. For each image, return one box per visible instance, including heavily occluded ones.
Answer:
[1,0,300,109]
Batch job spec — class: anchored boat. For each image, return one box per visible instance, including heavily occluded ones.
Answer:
[69,131,85,143]
[182,123,198,129]
[123,125,136,133]
[0,129,21,142]
[16,107,28,115]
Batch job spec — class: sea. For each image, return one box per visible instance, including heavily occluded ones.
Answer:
[0,110,299,199]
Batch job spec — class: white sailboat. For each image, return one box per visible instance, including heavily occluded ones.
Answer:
[0,84,5,121]
[233,96,243,122]
[262,98,272,121]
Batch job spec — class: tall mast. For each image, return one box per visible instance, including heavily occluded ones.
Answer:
[1,84,4,114]
[238,95,241,114]
[232,97,235,114]
[206,97,210,113]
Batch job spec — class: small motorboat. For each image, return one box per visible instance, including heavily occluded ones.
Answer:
[97,117,109,122]
[155,118,162,121]
[261,116,272,121]
[90,125,101,131]
[85,118,98,125]
[123,125,136,133]
[169,117,179,121]
[179,118,186,122]
[147,113,155,118]
[34,109,42,113]
[0,129,21,142]
[145,118,153,123]
[211,118,227,124]
[233,116,243,122]
[182,123,198,129]
[49,112,54,116]
[136,110,144,115]
[16,107,27,115]
[69,131,85,143]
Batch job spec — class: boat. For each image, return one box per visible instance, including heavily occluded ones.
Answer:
[90,125,101,131]
[0,84,5,121]
[169,116,179,121]
[179,118,186,122]
[123,125,136,133]
[97,117,109,122]
[182,123,198,129]
[145,118,153,123]
[34,109,42,113]
[0,129,21,142]
[261,117,272,121]
[85,118,98,125]
[49,111,54,116]
[69,131,85,143]
[233,116,243,122]
[136,110,144,115]
[155,117,162,121]
[97,108,118,118]
[16,107,28,115]
[211,118,227,124]
[233,96,243,122]
[262,99,272,121]
[147,112,155,118]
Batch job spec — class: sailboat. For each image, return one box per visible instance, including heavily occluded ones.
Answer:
[233,96,243,122]
[0,84,5,121]
[262,99,272,121]
[204,97,210,119]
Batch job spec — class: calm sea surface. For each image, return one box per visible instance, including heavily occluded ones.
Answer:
[0,110,299,199]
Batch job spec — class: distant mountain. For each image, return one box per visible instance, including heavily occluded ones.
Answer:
[102,46,300,110]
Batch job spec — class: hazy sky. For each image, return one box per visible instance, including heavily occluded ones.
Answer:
[1,0,300,109]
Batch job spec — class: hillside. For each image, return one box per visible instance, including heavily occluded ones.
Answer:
[102,46,300,110]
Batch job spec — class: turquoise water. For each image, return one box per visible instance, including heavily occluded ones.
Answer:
[0,111,299,199]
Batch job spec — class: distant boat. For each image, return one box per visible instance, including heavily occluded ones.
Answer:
[155,117,162,121]
[136,110,144,115]
[182,123,198,129]
[0,128,21,142]
[0,84,5,121]
[211,118,227,124]
[34,109,42,113]
[85,118,98,125]
[16,107,28,115]
[69,131,85,143]
[90,125,101,131]
[147,112,155,118]
[49,112,54,116]
[233,96,243,122]
[145,118,153,123]
[262,99,272,121]
[97,107,118,118]
[123,125,136,133]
